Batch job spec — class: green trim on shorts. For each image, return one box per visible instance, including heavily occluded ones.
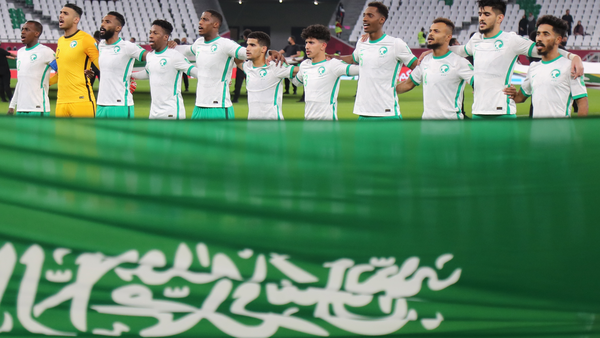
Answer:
[472,114,517,120]
[358,115,402,121]
[192,106,235,120]
[16,112,49,117]
[96,105,135,118]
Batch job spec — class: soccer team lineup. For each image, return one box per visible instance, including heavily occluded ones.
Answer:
[3,0,596,120]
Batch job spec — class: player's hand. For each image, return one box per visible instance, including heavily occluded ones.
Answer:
[84,68,95,79]
[503,85,517,99]
[7,108,14,115]
[418,50,432,65]
[360,34,368,42]
[167,40,178,49]
[129,78,137,94]
[571,55,584,78]
[267,50,286,66]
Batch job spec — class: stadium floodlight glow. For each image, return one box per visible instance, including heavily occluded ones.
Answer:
[279,0,282,3]
[238,0,242,4]
[314,0,318,4]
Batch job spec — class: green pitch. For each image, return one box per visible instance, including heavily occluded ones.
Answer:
[1,78,599,118]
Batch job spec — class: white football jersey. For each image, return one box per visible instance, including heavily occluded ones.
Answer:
[521,56,587,118]
[352,34,417,117]
[97,38,146,106]
[243,61,294,120]
[185,37,247,108]
[456,31,535,115]
[9,43,55,113]
[140,48,195,119]
[409,51,473,120]
[293,59,359,120]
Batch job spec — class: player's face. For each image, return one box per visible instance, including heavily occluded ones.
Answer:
[198,12,218,37]
[362,6,384,34]
[59,7,78,30]
[246,38,266,61]
[149,25,168,51]
[304,37,325,59]
[100,15,120,40]
[426,22,451,50]
[478,7,503,34]
[21,22,40,45]
[535,24,559,56]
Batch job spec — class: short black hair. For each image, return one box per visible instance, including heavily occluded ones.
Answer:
[107,11,125,27]
[26,20,43,34]
[289,36,296,42]
[433,17,455,34]
[477,0,506,16]
[301,24,331,42]
[368,2,388,20]
[64,3,83,17]
[173,38,181,44]
[243,29,252,38]
[205,10,223,27]
[247,31,270,49]
[536,15,568,38]
[131,37,136,42]
[152,19,173,36]
[449,37,458,45]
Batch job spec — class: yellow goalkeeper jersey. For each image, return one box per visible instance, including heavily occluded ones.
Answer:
[54,30,99,104]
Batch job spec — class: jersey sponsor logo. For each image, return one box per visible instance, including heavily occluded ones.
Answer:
[378,47,388,56]
[160,58,167,67]
[259,69,267,78]
[70,41,78,48]
[494,40,504,50]
[30,54,38,62]
[440,64,450,74]
[551,69,561,79]
[210,45,218,53]
[318,66,326,76]
[114,46,121,53]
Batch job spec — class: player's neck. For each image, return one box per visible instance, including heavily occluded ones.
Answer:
[541,48,560,63]
[203,32,219,42]
[63,26,79,37]
[432,46,450,58]
[368,30,384,42]
[106,34,120,45]
[311,53,326,63]
[26,39,39,49]
[252,56,267,68]
[483,27,501,38]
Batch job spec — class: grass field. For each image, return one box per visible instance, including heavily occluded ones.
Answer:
[1,78,600,118]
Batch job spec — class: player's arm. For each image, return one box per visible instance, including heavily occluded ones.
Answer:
[511,87,529,103]
[131,70,149,80]
[291,66,304,87]
[234,58,244,70]
[84,35,100,70]
[7,84,18,115]
[575,97,588,116]
[521,38,584,78]
[49,73,58,86]
[396,79,416,94]
[328,54,356,64]
[395,39,418,70]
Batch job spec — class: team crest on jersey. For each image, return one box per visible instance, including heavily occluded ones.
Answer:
[70,41,78,48]
[494,40,503,50]
[318,66,326,76]
[259,69,267,78]
[210,44,218,53]
[551,69,561,78]
[440,64,450,74]
[30,54,38,62]
[379,47,388,56]
[114,46,121,53]
[160,58,167,66]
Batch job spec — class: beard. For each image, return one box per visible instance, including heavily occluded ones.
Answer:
[536,41,554,56]
[426,42,441,49]
[479,23,494,35]
[100,29,115,40]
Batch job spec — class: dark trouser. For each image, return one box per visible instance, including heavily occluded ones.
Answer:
[182,73,189,91]
[0,72,12,102]
[233,69,245,100]
[285,78,296,94]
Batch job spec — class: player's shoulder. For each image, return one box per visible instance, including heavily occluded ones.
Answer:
[78,30,95,41]
[469,32,483,42]
[449,52,471,65]
[38,44,55,54]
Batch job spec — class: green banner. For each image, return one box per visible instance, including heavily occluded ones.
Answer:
[0,118,599,337]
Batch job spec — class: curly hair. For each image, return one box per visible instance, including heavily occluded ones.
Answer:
[248,31,270,49]
[301,24,331,42]
[368,2,388,20]
[536,15,568,38]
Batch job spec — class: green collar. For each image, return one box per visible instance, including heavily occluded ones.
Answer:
[107,37,122,46]
[369,34,387,44]
[155,46,168,55]
[484,31,503,39]
[204,36,220,44]
[25,43,40,51]
[433,50,452,59]
[542,54,562,64]
[312,59,327,65]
